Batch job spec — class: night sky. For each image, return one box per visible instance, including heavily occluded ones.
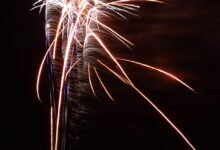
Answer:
[4,0,220,150]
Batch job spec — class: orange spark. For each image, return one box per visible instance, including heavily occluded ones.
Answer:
[98,60,196,150]
[88,64,97,96]
[65,59,81,80]
[94,67,115,101]
[117,58,197,93]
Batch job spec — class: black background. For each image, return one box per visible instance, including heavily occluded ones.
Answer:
[4,0,220,150]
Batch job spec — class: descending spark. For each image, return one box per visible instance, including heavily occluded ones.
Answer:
[65,59,81,80]
[97,60,128,84]
[97,60,196,150]
[52,5,69,59]
[86,32,132,83]
[89,17,134,48]
[117,58,196,93]
[55,4,88,150]
[128,83,196,150]
[36,48,51,101]
[37,24,67,101]
[88,64,97,96]
[50,106,54,150]
[94,67,115,101]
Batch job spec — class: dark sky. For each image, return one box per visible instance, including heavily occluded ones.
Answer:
[4,0,220,150]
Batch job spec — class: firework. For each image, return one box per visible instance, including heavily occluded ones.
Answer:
[33,0,196,150]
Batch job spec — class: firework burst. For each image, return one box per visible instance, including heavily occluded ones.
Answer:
[33,0,196,150]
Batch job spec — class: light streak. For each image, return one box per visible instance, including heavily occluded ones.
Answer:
[94,67,114,101]
[116,58,197,93]
[36,24,67,101]
[65,59,81,80]
[55,3,88,150]
[36,47,51,101]
[88,64,97,96]
[86,32,132,83]
[97,60,128,84]
[97,60,196,150]
[52,5,69,59]
[50,106,54,150]
[89,17,134,48]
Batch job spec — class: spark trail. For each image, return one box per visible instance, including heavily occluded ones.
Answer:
[33,0,196,150]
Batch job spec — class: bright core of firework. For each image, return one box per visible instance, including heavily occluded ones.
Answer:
[33,0,196,150]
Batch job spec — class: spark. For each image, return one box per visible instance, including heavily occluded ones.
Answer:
[97,60,128,84]
[50,106,54,150]
[94,67,115,101]
[36,47,51,101]
[89,17,134,48]
[86,32,132,83]
[129,82,196,150]
[52,4,69,59]
[36,23,67,101]
[97,60,196,150]
[116,58,197,93]
[55,3,88,150]
[65,59,81,80]
[88,64,97,96]
[46,23,50,28]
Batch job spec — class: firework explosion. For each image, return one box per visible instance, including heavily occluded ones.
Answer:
[33,0,196,150]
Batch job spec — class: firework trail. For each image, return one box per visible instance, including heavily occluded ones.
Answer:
[33,0,196,149]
